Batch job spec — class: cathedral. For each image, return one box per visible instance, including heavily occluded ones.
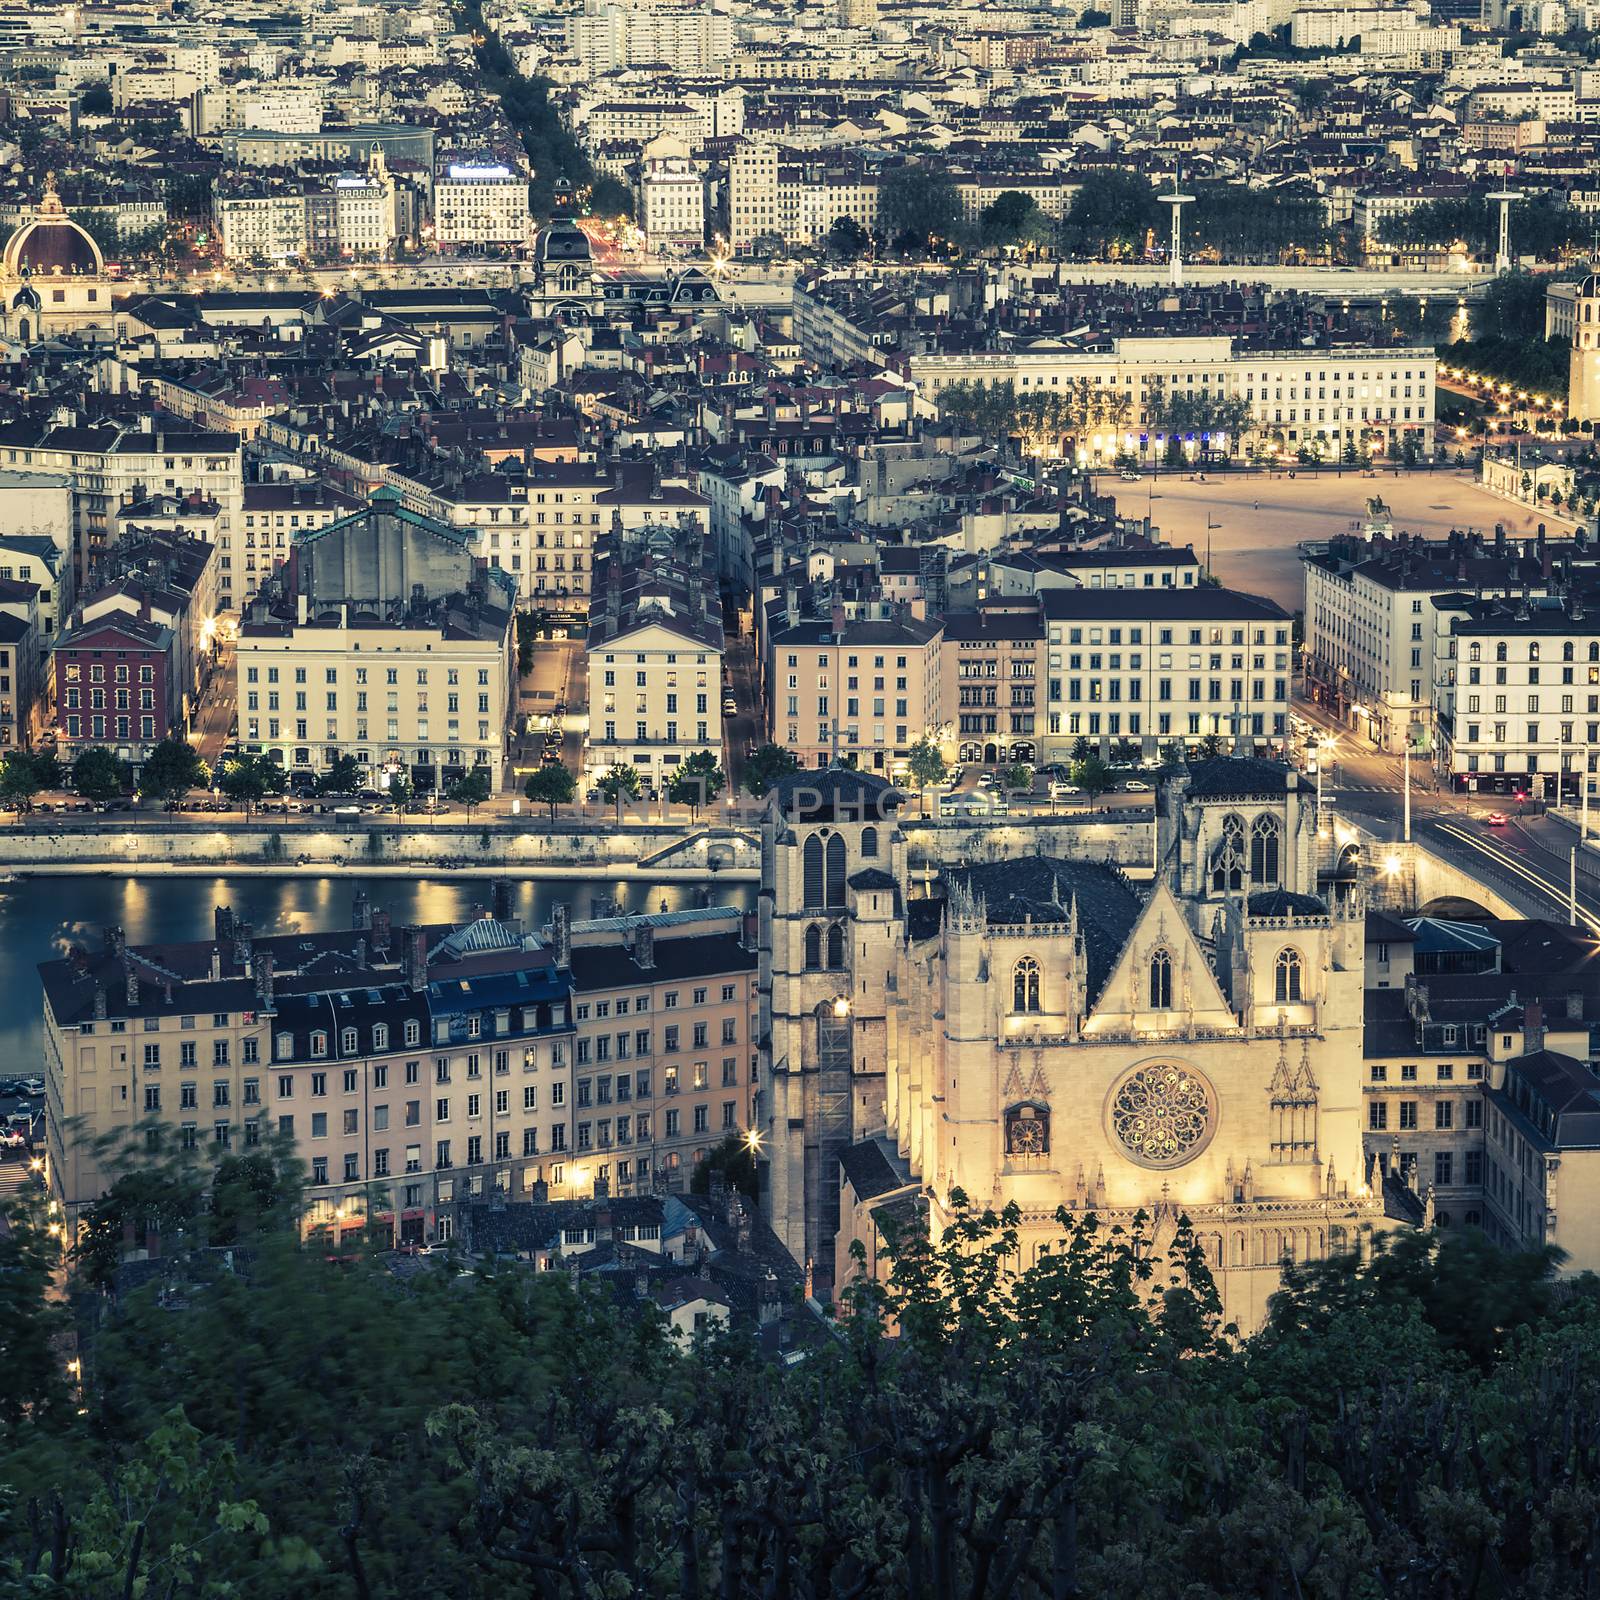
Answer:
[0,175,112,345]
[758,759,1396,1332]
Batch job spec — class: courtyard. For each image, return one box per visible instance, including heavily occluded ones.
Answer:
[1098,467,1573,612]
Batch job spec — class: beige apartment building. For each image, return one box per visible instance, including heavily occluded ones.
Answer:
[939,606,1047,766]
[767,607,944,772]
[40,902,760,1250]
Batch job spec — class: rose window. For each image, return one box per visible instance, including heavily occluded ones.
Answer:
[1108,1063,1213,1168]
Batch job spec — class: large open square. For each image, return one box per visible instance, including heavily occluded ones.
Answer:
[1099,468,1569,612]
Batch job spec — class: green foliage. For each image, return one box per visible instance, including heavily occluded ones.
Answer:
[826,214,870,259]
[137,739,206,807]
[1070,751,1115,795]
[585,175,634,219]
[740,741,800,797]
[385,773,413,812]
[1002,761,1033,791]
[666,748,724,814]
[878,163,961,251]
[1378,199,1585,262]
[1438,334,1569,402]
[597,763,641,806]
[79,82,113,115]
[514,611,536,675]
[937,377,1131,454]
[523,763,576,818]
[688,1133,760,1201]
[445,767,493,814]
[0,749,59,812]
[70,747,127,804]
[979,189,1038,247]
[905,735,948,791]
[13,1133,1600,1600]
[314,754,364,795]
[1079,6,1111,22]
[1060,169,1161,256]
[215,753,285,814]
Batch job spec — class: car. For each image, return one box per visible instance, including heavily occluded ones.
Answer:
[1119,469,1141,481]
[1123,780,1151,793]
[1049,781,1082,800]
[0,1078,20,1097]
[1486,811,1509,826]
[1037,763,1068,780]
[722,697,738,715]
[0,1130,25,1154]
[976,773,995,788]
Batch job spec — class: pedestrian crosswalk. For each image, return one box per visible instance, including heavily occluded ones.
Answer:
[0,1157,43,1205]
[1326,781,1401,795]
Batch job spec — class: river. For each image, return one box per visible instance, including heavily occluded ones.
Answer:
[2,875,754,1076]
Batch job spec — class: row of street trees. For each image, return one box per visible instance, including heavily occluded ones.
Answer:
[7,1127,1600,1600]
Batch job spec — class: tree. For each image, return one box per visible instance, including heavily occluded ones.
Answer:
[596,763,642,816]
[1002,762,1033,792]
[906,737,948,797]
[80,82,114,115]
[980,190,1039,248]
[524,763,576,819]
[666,749,724,818]
[689,1132,760,1202]
[137,739,207,808]
[1079,5,1111,21]
[0,750,53,813]
[878,163,961,252]
[386,772,413,812]
[1070,752,1115,796]
[446,767,493,819]
[315,753,364,795]
[71,746,127,804]
[215,753,285,816]
[586,175,634,219]
[826,215,870,259]
[1061,170,1161,258]
[741,742,801,798]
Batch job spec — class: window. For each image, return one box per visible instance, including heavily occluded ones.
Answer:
[1013,956,1041,1013]
[1250,815,1280,884]
[1274,948,1303,1005]
[1149,948,1172,1009]
[1465,1100,1483,1129]
[802,834,824,905]
[804,924,822,969]
[825,833,846,906]
[1399,1101,1417,1130]
[1369,1101,1388,1131]
[1434,1152,1453,1188]
[826,922,844,970]
[1435,1101,1453,1130]
[861,826,878,858]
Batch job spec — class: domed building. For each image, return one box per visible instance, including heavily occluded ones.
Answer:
[528,218,597,314]
[0,175,111,344]
[1568,272,1600,424]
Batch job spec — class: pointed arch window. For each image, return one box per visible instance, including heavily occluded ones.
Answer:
[1212,813,1245,892]
[802,835,824,907]
[803,924,822,970]
[1013,956,1041,1014]
[826,923,845,970]
[824,833,847,907]
[1250,815,1281,885]
[1149,948,1172,1009]
[1275,947,1303,1005]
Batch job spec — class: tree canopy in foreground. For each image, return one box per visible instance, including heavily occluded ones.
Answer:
[3,1144,1599,1600]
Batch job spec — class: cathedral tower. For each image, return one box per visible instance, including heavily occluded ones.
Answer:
[1568,274,1600,426]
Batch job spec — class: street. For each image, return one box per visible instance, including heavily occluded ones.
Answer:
[1298,704,1600,935]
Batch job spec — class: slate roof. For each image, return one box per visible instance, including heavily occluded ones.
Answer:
[946,855,1141,1006]
[1184,756,1295,798]
[839,1137,913,1203]
[1249,889,1326,917]
[770,766,901,824]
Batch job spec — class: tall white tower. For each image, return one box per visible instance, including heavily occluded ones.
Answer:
[1487,189,1523,275]
[1162,180,1194,289]
[1568,272,1600,426]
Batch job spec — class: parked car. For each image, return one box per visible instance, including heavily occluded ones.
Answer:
[976,773,995,788]
[19,1078,42,1096]
[0,1129,26,1154]
[1123,780,1151,793]
[1049,781,1082,800]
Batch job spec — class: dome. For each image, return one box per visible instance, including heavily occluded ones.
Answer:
[1580,273,1600,299]
[1,179,104,280]
[534,219,592,265]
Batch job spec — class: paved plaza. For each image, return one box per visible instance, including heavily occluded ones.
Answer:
[1102,468,1570,611]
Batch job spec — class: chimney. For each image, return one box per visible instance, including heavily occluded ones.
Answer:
[123,951,139,1009]
[404,926,428,992]
[233,921,253,973]
[352,889,370,930]
[635,923,655,970]
[491,878,512,922]
[757,1267,781,1326]
[105,924,126,958]
[92,983,107,1020]
[741,910,758,950]
[254,951,275,1012]
[209,944,222,981]
[634,1258,650,1300]
[371,909,392,953]
[531,1177,549,1203]
[1524,999,1545,1056]
[551,903,571,971]
[1567,990,1584,1020]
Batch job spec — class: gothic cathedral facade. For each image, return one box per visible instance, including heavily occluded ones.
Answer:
[758,759,1392,1331]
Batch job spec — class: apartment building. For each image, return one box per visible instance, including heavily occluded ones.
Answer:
[767,606,943,772]
[585,524,725,788]
[940,606,1046,766]
[729,141,878,253]
[238,480,365,600]
[1433,592,1600,800]
[40,901,759,1246]
[565,909,759,1197]
[638,134,704,255]
[235,491,516,785]
[566,2,733,77]
[1039,587,1291,763]
[433,159,530,248]
[212,189,315,262]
